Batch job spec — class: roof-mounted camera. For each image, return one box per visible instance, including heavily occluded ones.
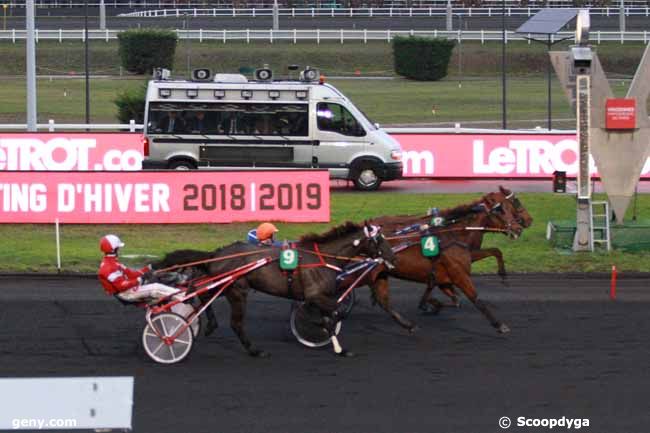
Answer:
[300,66,320,82]
[153,68,171,81]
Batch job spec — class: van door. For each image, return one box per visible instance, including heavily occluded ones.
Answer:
[312,102,367,178]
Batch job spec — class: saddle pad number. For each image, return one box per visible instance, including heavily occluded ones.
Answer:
[280,249,299,270]
[421,236,439,257]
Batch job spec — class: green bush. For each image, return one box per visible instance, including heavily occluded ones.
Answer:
[114,83,147,124]
[117,29,178,75]
[392,36,455,81]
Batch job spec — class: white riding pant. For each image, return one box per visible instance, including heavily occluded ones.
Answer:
[116,283,183,303]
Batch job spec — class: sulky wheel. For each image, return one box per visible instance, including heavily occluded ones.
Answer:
[142,312,194,364]
[290,302,342,348]
[170,302,201,339]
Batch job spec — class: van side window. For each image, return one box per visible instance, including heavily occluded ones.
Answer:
[147,102,309,136]
[316,103,365,137]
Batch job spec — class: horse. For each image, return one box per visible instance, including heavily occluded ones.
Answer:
[365,189,526,334]
[374,186,533,313]
[154,221,396,358]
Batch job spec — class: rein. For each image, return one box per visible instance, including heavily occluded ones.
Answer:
[154,249,270,274]
[156,239,368,275]
[385,226,509,241]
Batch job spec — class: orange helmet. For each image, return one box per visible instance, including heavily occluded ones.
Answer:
[99,234,124,254]
[257,223,278,242]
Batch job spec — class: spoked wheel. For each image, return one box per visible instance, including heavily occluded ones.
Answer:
[142,312,194,364]
[170,303,201,339]
[290,302,342,348]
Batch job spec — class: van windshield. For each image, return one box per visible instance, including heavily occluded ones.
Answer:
[146,102,309,136]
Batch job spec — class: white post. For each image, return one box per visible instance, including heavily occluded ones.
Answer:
[619,0,625,32]
[99,0,106,30]
[272,0,279,31]
[55,218,61,271]
[26,0,37,131]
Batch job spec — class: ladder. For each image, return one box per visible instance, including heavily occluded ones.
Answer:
[589,200,611,251]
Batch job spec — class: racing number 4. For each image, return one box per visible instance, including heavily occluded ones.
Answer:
[421,235,439,257]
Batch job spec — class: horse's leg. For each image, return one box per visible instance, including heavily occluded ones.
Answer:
[305,292,354,357]
[471,248,508,285]
[370,275,418,332]
[198,293,219,337]
[436,254,510,334]
[420,269,458,313]
[224,285,269,357]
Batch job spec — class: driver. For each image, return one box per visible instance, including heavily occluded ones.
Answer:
[256,222,279,246]
[97,234,182,303]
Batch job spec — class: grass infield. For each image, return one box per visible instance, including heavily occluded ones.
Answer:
[2,191,649,274]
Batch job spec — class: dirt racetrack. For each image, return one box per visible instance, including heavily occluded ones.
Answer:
[1,274,649,433]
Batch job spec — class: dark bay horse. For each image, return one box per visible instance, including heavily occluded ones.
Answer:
[155,222,396,357]
[367,190,526,334]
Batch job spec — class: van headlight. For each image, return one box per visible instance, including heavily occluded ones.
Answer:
[390,150,402,161]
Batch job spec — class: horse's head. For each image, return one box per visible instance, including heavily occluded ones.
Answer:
[480,194,524,239]
[497,186,533,228]
[353,221,397,269]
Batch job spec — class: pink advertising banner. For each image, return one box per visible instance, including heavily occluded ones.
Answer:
[0,133,143,171]
[393,133,650,179]
[0,170,330,224]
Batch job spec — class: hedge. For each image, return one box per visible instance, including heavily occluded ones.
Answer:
[392,36,456,81]
[114,83,147,124]
[117,29,178,75]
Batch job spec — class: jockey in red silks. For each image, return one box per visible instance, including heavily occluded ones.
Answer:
[97,234,182,303]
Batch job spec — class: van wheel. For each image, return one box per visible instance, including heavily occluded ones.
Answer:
[169,160,197,170]
[352,163,382,191]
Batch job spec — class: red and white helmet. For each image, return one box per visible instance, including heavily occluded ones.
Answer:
[99,234,125,254]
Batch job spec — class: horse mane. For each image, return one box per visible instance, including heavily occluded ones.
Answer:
[439,196,486,220]
[153,249,213,270]
[299,221,362,243]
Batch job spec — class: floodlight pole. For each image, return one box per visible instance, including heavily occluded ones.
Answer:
[501,0,507,130]
[26,0,37,131]
[84,0,90,125]
[273,0,279,31]
[547,35,552,130]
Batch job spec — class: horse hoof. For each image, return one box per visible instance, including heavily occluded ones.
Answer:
[204,323,218,337]
[249,349,270,358]
[420,304,441,315]
[337,349,355,358]
[408,325,420,334]
[497,323,511,334]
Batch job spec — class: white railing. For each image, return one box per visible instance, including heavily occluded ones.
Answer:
[1,28,648,43]
[0,120,143,131]
[120,6,650,17]
[5,1,650,9]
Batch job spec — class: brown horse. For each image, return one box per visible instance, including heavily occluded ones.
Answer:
[155,221,396,357]
[375,186,533,313]
[366,190,526,334]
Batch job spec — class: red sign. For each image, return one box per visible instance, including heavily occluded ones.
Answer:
[0,133,143,171]
[605,98,636,130]
[392,133,650,179]
[0,170,329,224]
